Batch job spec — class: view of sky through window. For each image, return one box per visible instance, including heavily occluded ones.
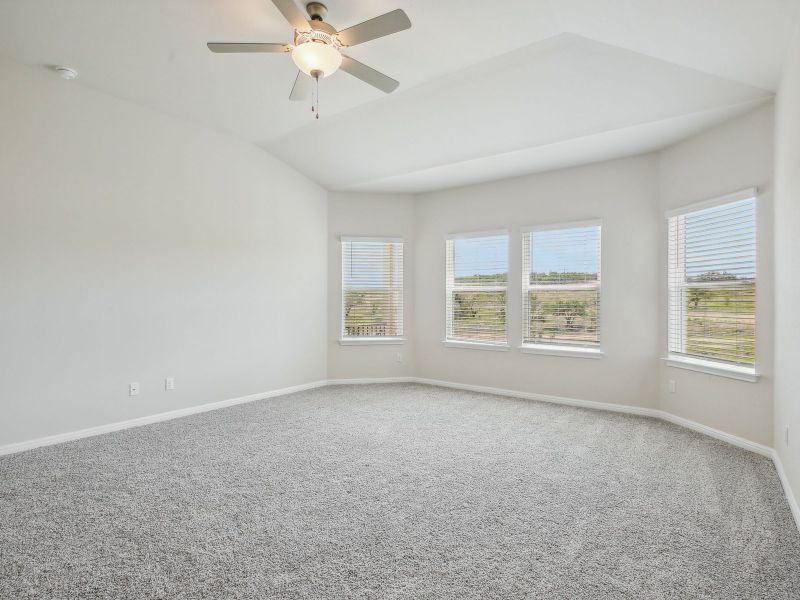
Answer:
[453,235,507,279]
[683,199,756,281]
[530,226,599,276]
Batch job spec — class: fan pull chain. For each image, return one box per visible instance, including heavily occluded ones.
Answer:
[315,75,320,119]
[309,70,322,120]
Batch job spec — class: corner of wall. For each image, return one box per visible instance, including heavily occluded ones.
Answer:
[773,20,800,524]
[653,102,776,448]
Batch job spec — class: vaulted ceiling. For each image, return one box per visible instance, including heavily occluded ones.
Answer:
[0,0,796,192]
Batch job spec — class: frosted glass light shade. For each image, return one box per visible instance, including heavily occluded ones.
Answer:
[291,42,342,77]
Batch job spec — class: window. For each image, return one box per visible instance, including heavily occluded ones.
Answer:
[445,231,508,347]
[340,237,403,344]
[667,190,757,373]
[521,222,601,352]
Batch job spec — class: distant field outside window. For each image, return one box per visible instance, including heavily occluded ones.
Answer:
[522,223,601,347]
[341,238,403,339]
[668,195,756,367]
[446,233,508,344]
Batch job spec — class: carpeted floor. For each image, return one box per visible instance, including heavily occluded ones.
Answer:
[1,383,799,599]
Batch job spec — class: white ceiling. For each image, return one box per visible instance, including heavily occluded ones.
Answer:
[0,0,795,192]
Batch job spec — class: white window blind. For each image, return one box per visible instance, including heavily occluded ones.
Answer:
[667,194,756,367]
[446,232,508,344]
[341,237,403,339]
[521,222,601,347]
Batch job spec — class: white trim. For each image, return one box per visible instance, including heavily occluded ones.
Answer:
[772,450,800,532]
[442,340,511,351]
[664,355,759,382]
[339,236,404,243]
[664,187,758,218]
[446,229,508,240]
[412,377,771,457]
[339,337,406,346]
[414,377,766,451]
[2,376,795,532]
[521,218,602,233]
[327,377,416,385]
[0,377,769,459]
[519,344,604,359]
[656,410,771,457]
[0,380,328,457]
[414,377,659,417]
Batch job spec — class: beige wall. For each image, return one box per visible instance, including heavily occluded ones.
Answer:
[327,193,416,380]
[0,57,328,446]
[774,28,800,499]
[657,104,775,446]
[414,154,661,408]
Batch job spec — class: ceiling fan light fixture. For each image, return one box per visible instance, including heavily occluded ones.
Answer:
[291,41,342,77]
[207,1,410,103]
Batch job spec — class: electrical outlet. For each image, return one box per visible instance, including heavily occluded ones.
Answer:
[165,377,175,391]
[668,379,676,393]
[129,382,140,396]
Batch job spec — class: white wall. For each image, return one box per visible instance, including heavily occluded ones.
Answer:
[0,57,328,446]
[0,56,780,453]
[774,27,800,501]
[327,192,415,380]
[658,104,775,446]
[328,107,776,450]
[414,155,661,408]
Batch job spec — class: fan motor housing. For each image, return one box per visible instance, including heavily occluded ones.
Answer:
[295,24,340,48]
[306,2,328,21]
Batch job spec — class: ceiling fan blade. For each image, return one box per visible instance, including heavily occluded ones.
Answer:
[289,71,312,101]
[271,0,310,31]
[340,55,399,93]
[336,9,411,47]
[207,42,289,53]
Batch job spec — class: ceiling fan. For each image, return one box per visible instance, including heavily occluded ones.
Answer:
[208,0,411,117]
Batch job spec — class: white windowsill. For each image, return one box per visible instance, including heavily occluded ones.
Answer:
[339,337,406,346]
[663,355,759,382]
[519,344,604,359]
[442,340,510,352]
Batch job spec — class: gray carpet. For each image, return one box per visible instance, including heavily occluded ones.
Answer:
[1,383,799,599]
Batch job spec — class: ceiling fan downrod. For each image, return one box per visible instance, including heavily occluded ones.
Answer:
[306,3,328,22]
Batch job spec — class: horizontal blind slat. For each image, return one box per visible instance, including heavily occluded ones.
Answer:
[668,197,756,366]
[342,240,403,339]
[446,234,508,343]
[522,224,601,347]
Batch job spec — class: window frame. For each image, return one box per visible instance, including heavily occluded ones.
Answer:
[519,219,604,359]
[664,188,759,382]
[443,229,510,351]
[339,235,405,346]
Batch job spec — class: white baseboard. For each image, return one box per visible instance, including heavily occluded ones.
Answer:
[772,450,800,532]
[0,379,328,457]
[2,375,796,533]
[327,377,416,385]
[411,377,772,457]
[654,410,772,457]
[2,377,766,459]
[412,377,660,418]
[362,376,790,528]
